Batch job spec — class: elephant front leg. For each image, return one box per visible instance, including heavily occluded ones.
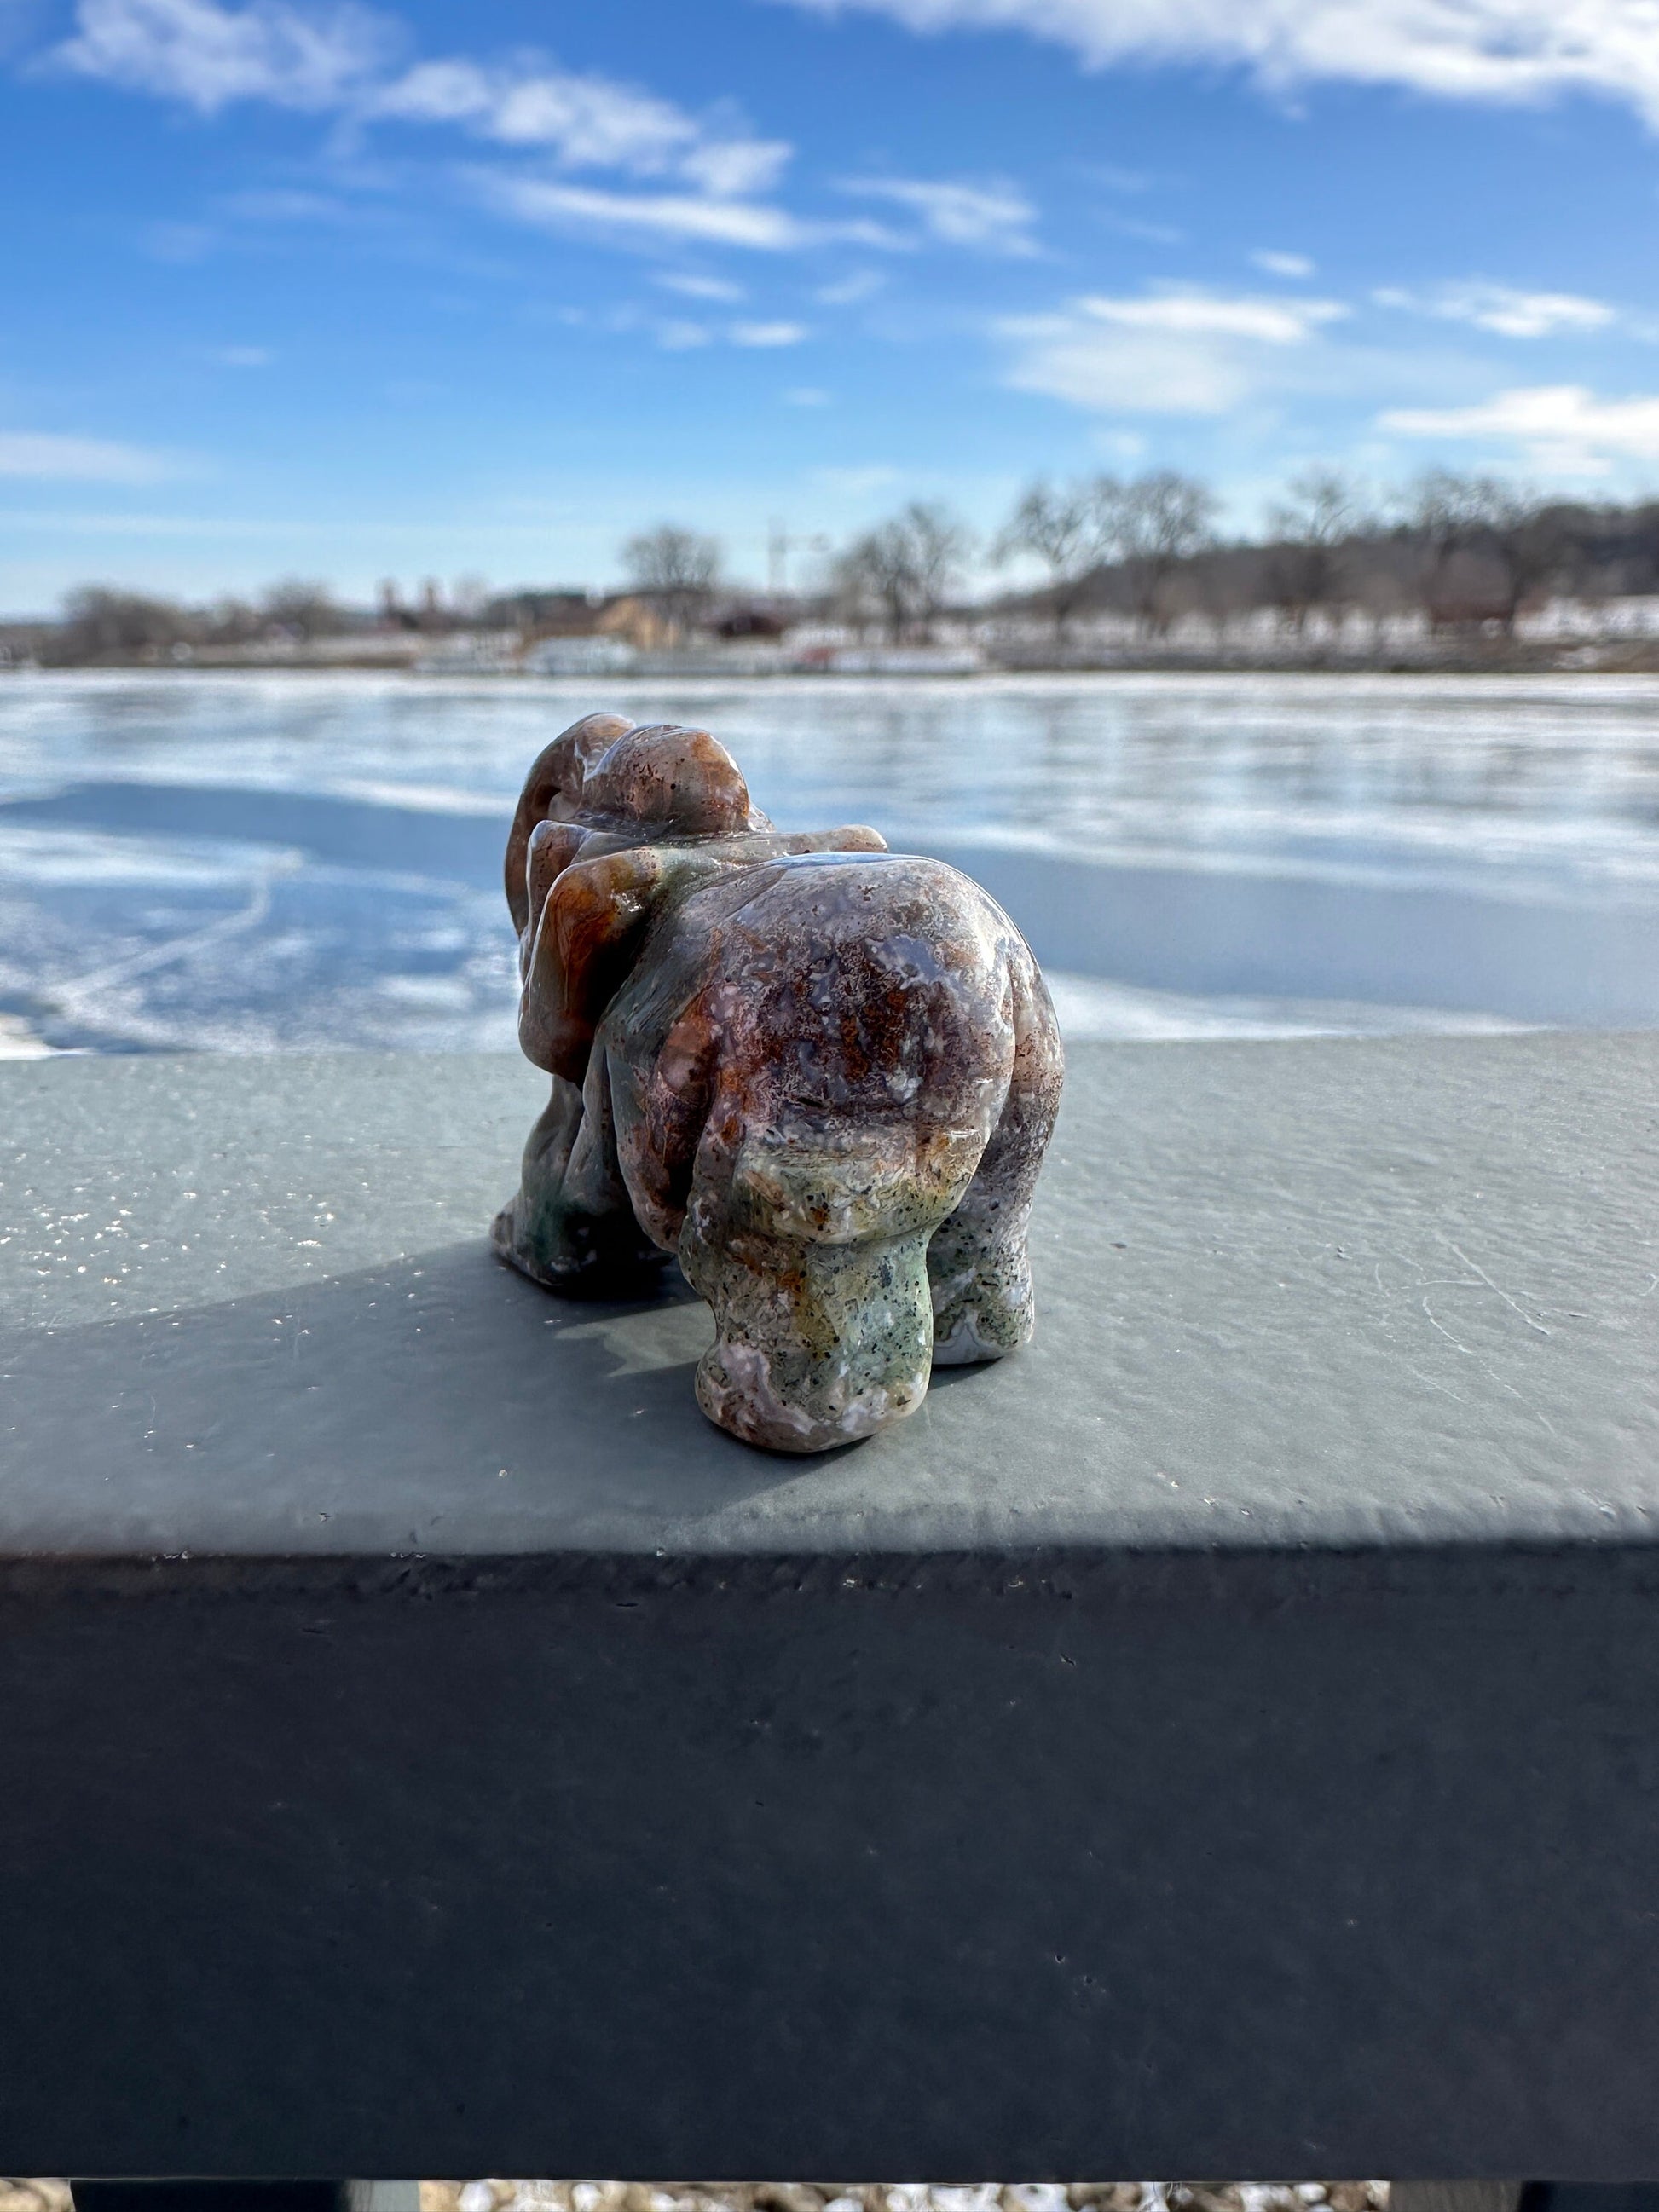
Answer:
[928,956,1064,1364]
[492,1060,668,1295]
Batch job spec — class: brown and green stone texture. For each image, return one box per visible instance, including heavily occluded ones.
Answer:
[493,712,1064,1451]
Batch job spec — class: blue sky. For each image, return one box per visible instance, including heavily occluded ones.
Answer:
[3,0,1659,609]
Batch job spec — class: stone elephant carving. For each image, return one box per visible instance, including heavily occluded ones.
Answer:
[493,711,1064,1453]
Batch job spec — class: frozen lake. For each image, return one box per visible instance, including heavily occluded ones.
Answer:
[3,668,1658,1054]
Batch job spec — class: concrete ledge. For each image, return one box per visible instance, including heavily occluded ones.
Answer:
[3,1037,1658,1556]
[3,1040,1659,2177]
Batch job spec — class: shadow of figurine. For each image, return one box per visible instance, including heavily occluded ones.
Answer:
[493,712,1064,1453]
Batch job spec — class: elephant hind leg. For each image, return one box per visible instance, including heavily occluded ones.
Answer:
[686,1227,936,1453]
[928,952,1064,1366]
[679,1128,973,1453]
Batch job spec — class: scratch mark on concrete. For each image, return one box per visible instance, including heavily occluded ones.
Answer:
[1444,1239,1552,1336]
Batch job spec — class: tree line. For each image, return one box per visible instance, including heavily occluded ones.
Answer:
[23,470,1659,664]
[621,475,1659,645]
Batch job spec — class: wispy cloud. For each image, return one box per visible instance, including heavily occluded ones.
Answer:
[772,0,1659,131]
[53,0,396,113]
[816,269,884,304]
[656,271,746,302]
[786,386,832,404]
[1381,383,1659,471]
[47,0,817,260]
[1374,280,1617,338]
[999,286,1349,413]
[1098,211,1184,245]
[1252,249,1315,279]
[0,430,175,482]
[840,174,1039,254]
[467,170,894,253]
[213,344,272,365]
[367,55,790,196]
[645,315,809,349]
[731,320,808,346]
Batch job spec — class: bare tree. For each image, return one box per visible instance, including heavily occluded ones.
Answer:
[260,578,346,639]
[203,596,262,645]
[997,478,1106,638]
[835,501,975,643]
[1407,471,1558,633]
[834,523,910,643]
[1265,468,1367,635]
[622,524,723,639]
[56,586,195,662]
[1095,471,1218,635]
[1408,468,1489,628]
[904,501,974,639]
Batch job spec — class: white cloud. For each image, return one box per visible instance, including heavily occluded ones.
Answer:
[54,0,395,113]
[50,1,808,256]
[654,320,712,349]
[213,344,272,365]
[1252,248,1314,278]
[468,173,806,250]
[999,286,1348,413]
[731,320,808,346]
[1374,280,1616,337]
[0,431,174,482]
[816,269,885,304]
[368,55,790,196]
[840,174,1039,253]
[679,138,794,198]
[1066,289,1344,342]
[1380,383,1659,471]
[656,271,746,302]
[772,0,1659,132]
[786,386,832,404]
[468,170,896,253]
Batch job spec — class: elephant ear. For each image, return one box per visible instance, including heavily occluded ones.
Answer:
[579,723,769,839]
[505,711,634,932]
[519,845,682,1081]
[518,818,589,977]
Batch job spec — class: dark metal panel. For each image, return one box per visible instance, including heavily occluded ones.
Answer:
[5,1551,1659,2180]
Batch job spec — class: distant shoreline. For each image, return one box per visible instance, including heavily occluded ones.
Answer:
[5,648,1659,679]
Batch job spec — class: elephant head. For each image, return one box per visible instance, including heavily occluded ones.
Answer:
[506,713,885,1084]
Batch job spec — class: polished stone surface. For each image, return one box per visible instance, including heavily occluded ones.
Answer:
[495,716,1064,1451]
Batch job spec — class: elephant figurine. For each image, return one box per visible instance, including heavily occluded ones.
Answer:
[492,712,1064,1453]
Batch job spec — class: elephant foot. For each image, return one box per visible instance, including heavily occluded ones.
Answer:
[490,1190,569,1289]
[491,1187,668,1298]
[685,1227,935,1453]
[495,1069,671,1297]
[926,1218,1037,1366]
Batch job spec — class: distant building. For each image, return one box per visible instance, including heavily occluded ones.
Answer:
[714,601,789,640]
